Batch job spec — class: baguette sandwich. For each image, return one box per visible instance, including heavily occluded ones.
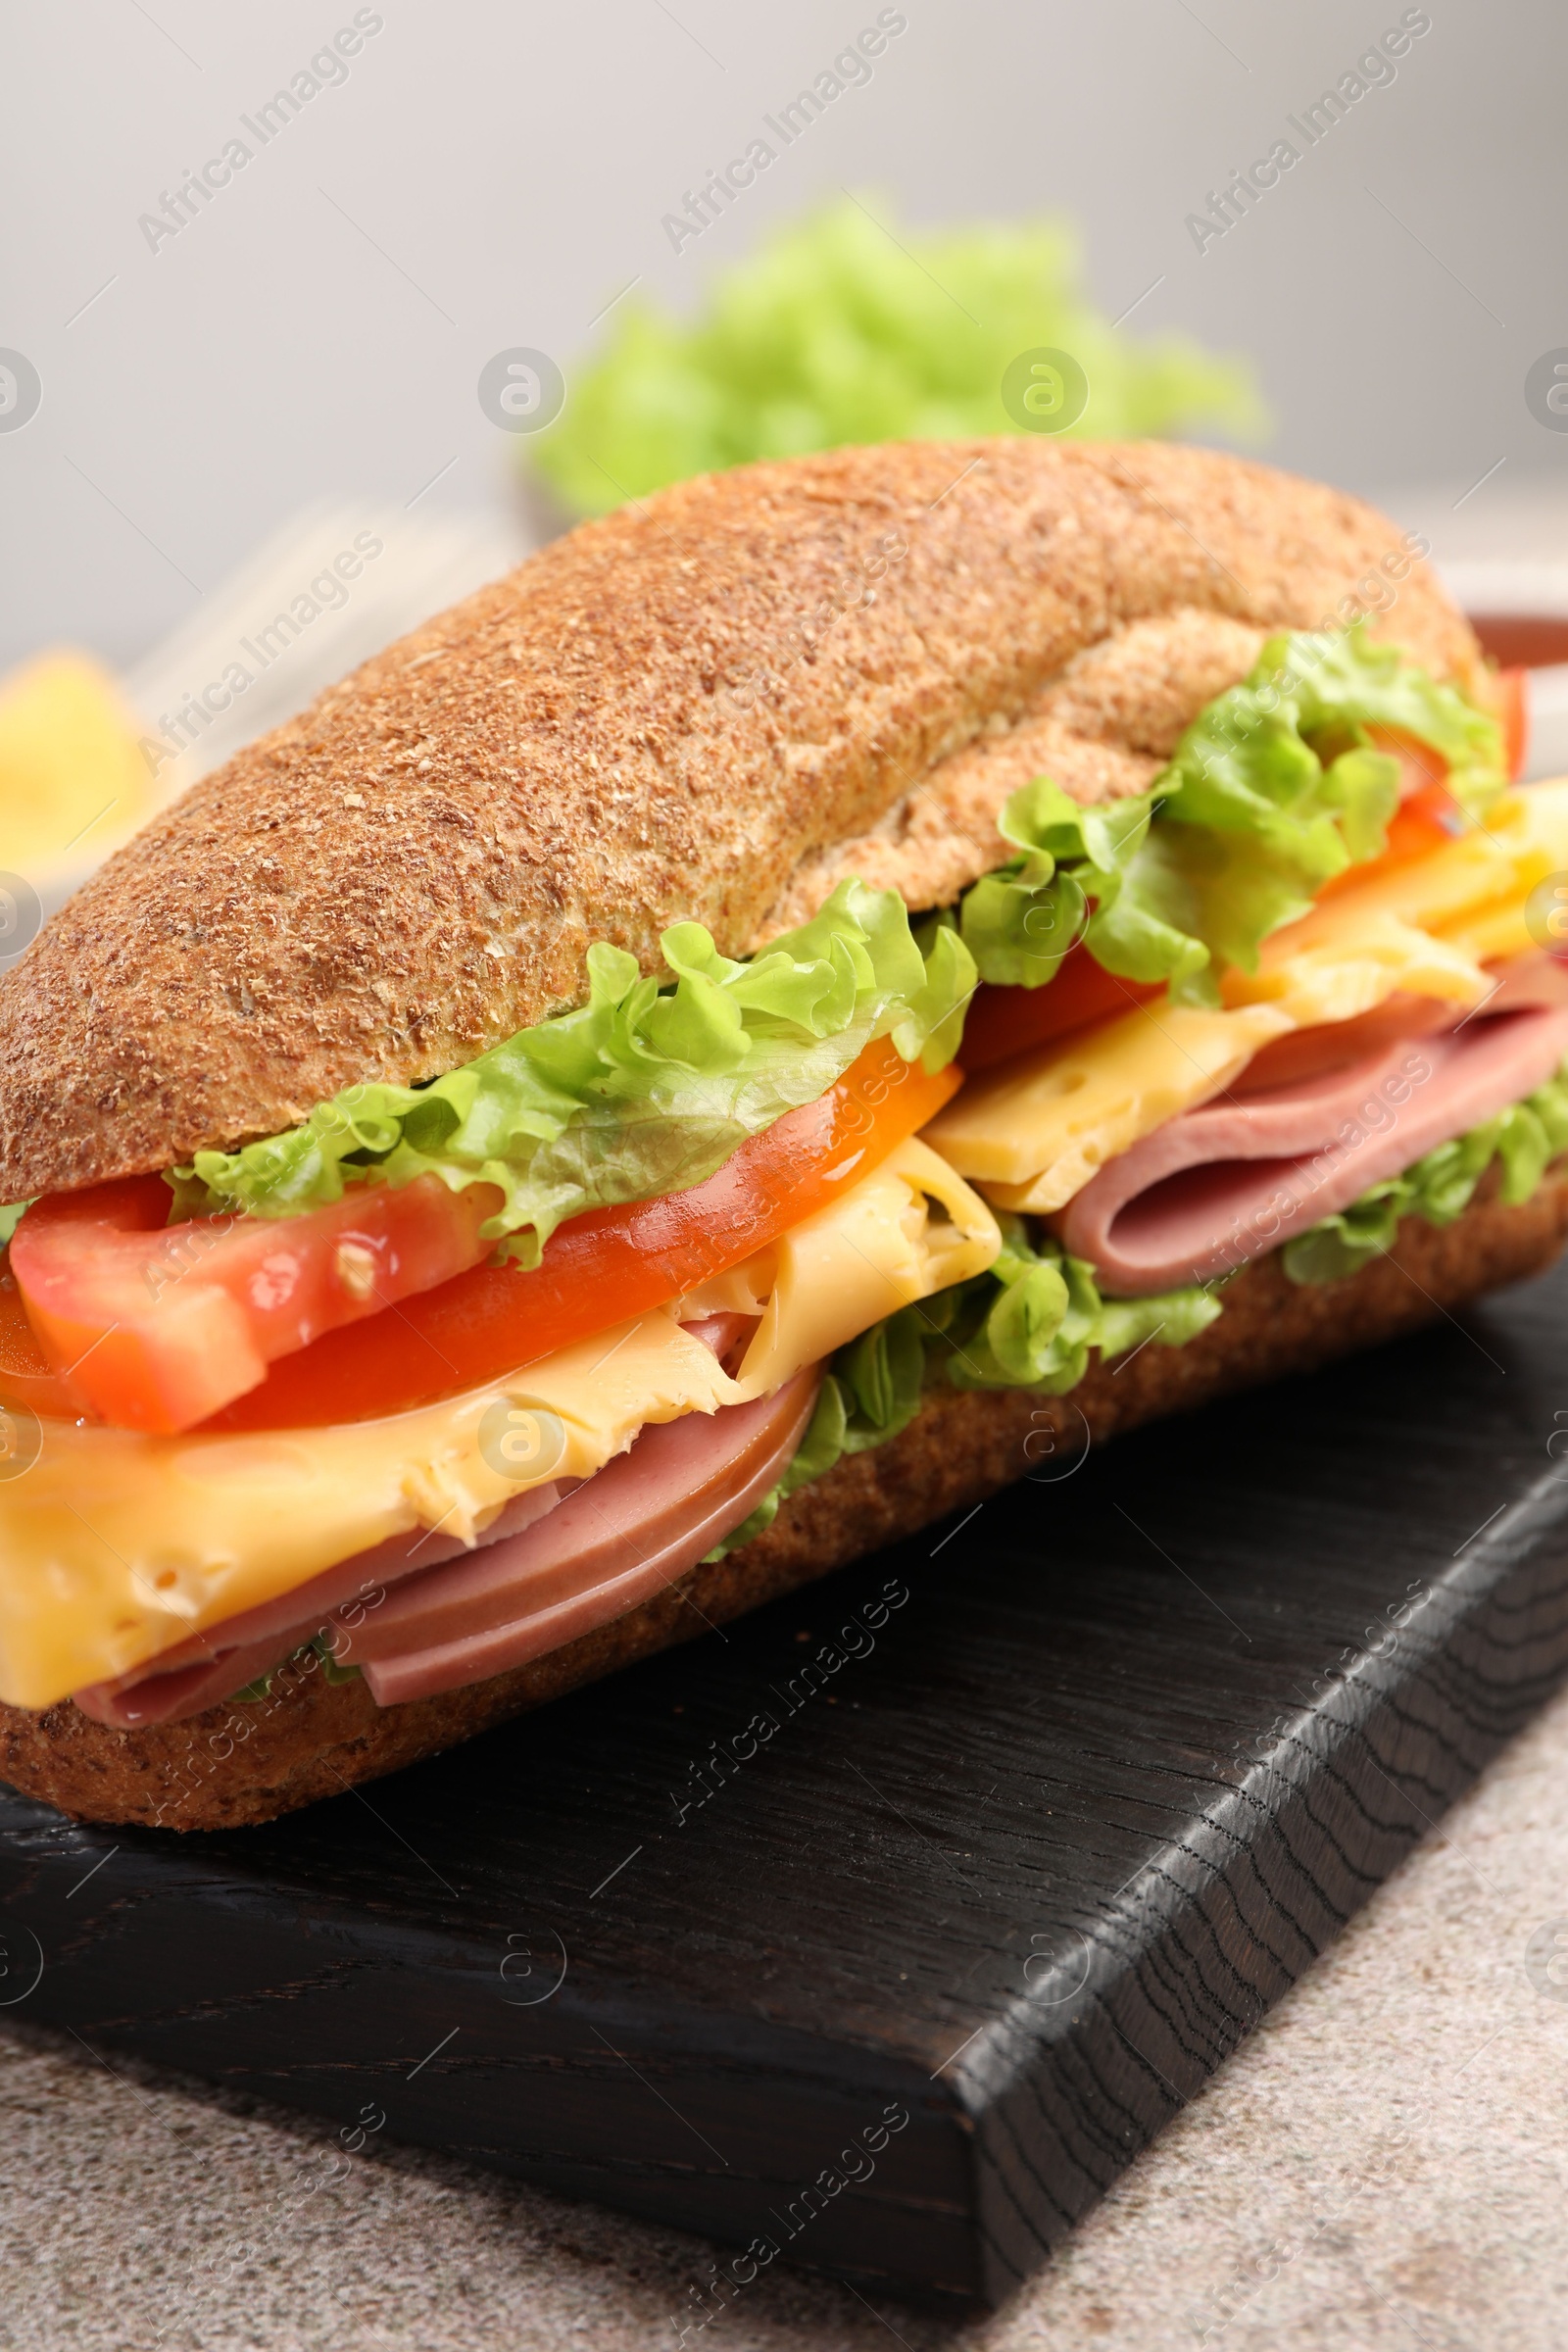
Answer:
[0,438,1562,1831]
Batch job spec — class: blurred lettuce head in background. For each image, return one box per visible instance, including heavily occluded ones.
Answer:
[532,196,1266,517]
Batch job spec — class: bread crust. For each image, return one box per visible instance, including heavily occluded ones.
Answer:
[0,442,1473,1200]
[5,1171,1560,1833]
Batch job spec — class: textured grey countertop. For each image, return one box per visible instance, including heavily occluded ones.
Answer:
[5,1669,1565,2352]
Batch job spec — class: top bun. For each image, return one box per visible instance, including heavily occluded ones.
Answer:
[0,439,1475,1200]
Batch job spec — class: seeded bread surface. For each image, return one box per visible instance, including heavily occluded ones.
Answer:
[0,441,1473,1200]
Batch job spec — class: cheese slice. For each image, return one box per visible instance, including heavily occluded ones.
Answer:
[928,781,1568,1218]
[924,1002,1295,1213]
[1224,912,1491,1029]
[677,1134,1002,1393]
[0,1138,1000,1709]
[1238,779,1568,974]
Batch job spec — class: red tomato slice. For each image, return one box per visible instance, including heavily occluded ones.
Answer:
[958,949,1161,1075]
[1498,666,1529,780]
[1311,785,1454,906]
[0,1263,74,1420]
[13,1172,503,1435]
[10,1039,956,1436]
[205,1037,957,1432]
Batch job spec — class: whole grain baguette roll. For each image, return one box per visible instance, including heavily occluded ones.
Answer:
[4,1171,1560,1832]
[0,441,1472,1200]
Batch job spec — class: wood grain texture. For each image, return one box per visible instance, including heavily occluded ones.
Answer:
[4,1168,1562,1832]
[0,441,1474,1198]
[3,1242,1568,2306]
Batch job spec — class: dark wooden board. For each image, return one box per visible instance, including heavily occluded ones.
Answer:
[4,1258,1568,2309]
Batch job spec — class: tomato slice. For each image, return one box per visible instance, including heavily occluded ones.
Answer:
[13,1171,505,1435]
[958,949,1161,1075]
[1499,665,1529,781]
[1311,784,1454,908]
[204,1037,956,1432]
[0,1263,75,1419]
[11,1039,956,1436]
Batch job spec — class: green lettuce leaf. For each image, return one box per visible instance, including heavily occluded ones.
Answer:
[707,1216,1218,1555]
[1283,1063,1568,1286]
[182,880,976,1267]
[927,1215,1221,1394]
[959,625,1506,1007]
[530,199,1262,517]
[953,777,1163,990]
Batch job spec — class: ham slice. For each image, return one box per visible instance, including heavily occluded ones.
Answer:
[358,1367,819,1705]
[69,1481,569,1730]
[1222,955,1568,1096]
[72,1623,331,1732]
[1224,991,1457,1095]
[72,1310,769,1731]
[72,1317,811,1728]
[1056,1001,1568,1297]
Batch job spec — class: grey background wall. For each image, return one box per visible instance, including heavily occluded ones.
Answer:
[1,0,1564,671]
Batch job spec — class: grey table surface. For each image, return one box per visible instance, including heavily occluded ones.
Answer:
[6,484,1568,2352]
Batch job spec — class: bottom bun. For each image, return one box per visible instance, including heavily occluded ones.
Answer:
[5,1168,1565,1832]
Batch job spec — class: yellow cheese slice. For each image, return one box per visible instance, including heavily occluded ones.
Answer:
[1444,901,1537,966]
[924,1002,1295,1214]
[681,1134,1002,1395]
[1244,780,1568,966]
[1420,785,1568,966]
[0,1139,1000,1710]
[1224,912,1491,1027]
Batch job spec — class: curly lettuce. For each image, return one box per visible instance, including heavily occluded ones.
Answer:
[959,625,1506,1007]
[923,1216,1221,1393]
[707,1216,1218,1555]
[531,199,1261,517]
[952,780,1163,991]
[1283,1063,1568,1286]
[705,1313,929,1559]
[180,880,975,1267]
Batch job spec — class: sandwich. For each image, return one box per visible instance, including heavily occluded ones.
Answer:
[0,438,1560,1832]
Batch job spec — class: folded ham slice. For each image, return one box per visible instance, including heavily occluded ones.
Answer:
[74,1332,814,1728]
[358,1366,819,1705]
[1056,1001,1568,1297]
[72,1310,776,1731]
[69,1481,569,1730]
